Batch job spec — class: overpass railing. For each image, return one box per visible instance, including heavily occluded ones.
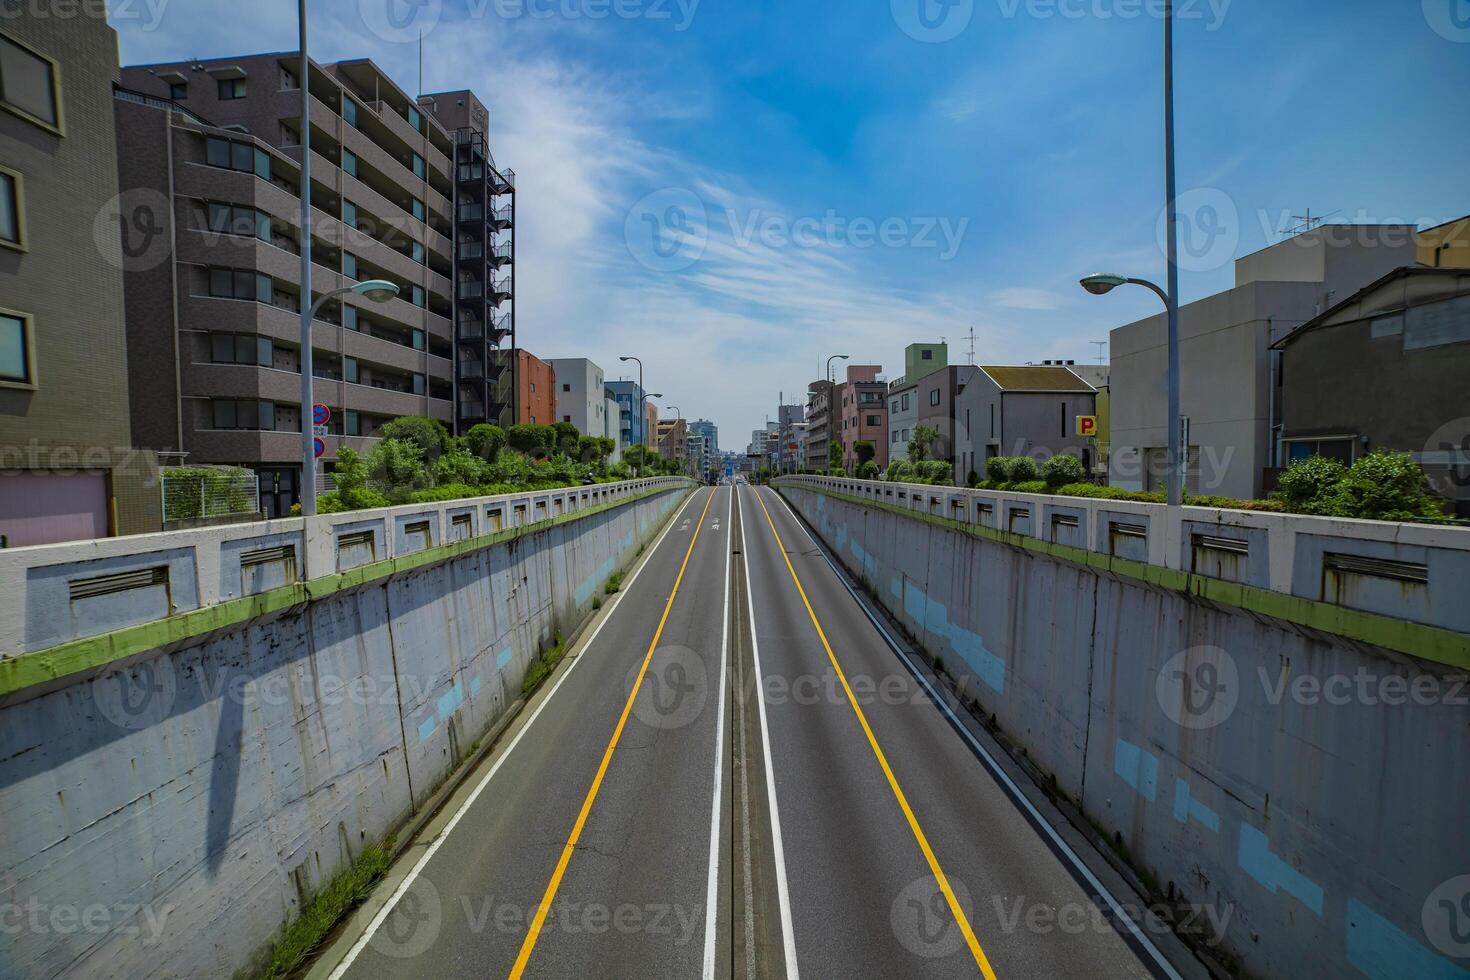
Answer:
[773,475,1470,645]
[0,478,694,662]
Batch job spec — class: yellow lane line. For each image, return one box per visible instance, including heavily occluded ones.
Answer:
[508,487,718,979]
[750,487,999,980]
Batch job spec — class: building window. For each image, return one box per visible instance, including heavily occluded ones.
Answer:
[0,167,23,250]
[411,241,425,264]
[410,197,425,221]
[564,415,572,423]
[344,356,358,384]
[1286,438,1355,465]
[412,373,426,396]
[212,399,275,431]
[891,430,900,444]
[209,268,272,303]
[342,200,358,228]
[341,148,358,177]
[410,284,425,308]
[205,137,271,180]
[345,410,360,437]
[930,389,940,406]
[342,305,359,331]
[407,105,422,130]
[0,309,35,386]
[867,415,880,426]
[211,333,273,367]
[207,203,270,242]
[411,153,425,179]
[217,78,247,100]
[411,328,426,350]
[342,252,358,280]
[170,81,187,101]
[342,96,358,127]
[0,32,61,130]
[900,393,910,411]
[529,382,537,393]
[921,349,933,360]
[562,383,571,393]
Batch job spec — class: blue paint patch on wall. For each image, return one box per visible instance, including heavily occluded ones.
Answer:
[417,716,435,743]
[1346,898,1470,980]
[1238,824,1324,915]
[901,580,1005,693]
[1114,738,1159,801]
[574,529,636,606]
[470,676,482,699]
[1172,778,1221,831]
[437,681,464,720]
[889,576,902,601]
[496,647,513,670]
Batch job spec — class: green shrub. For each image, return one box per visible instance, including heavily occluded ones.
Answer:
[1274,455,1348,513]
[1041,452,1086,487]
[984,457,1008,483]
[858,459,880,480]
[915,460,954,485]
[1321,450,1445,521]
[366,438,431,502]
[462,423,507,462]
[161,466,256,521]
[886,460,915,482]
[1012,480,1049,494]
[379,416,451,461]
[1006,456,1039,482]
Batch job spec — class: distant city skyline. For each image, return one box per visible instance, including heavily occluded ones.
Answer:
[112,0,1470,441]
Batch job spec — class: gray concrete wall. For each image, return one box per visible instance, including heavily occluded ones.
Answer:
[780,482,1470,980]
[0,484,687,979]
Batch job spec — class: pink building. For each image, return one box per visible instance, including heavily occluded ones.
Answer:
[837,365,888,474]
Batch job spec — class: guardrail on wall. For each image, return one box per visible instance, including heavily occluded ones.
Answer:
[774,475,1470,648]
[0,478,693,664]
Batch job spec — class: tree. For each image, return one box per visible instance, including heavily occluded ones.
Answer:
[1274,455,1348,513]
[854,440,876,469]
[507,423,555,458]
[379,416,451,463]
[908,425,938,462]
[1276,450,1445,521]
[857,459,880,480]
[366,438,430,501]
[552,420,580,457]
[462,423,507,462]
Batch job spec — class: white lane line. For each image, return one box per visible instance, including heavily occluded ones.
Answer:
[768,488,1184,980]
[327,488,707,980]
[740,485,801,980]
[701,487,733,980]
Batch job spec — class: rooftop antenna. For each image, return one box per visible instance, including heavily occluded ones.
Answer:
[966,326,976,365]
[1284,208,1340,236]
[1092,340,1107,365]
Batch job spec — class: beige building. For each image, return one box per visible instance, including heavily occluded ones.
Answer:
[0,15,160,545]
[1108,225,1417,500]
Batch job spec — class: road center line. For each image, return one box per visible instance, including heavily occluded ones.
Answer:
[701,487,733,980]
[739,485,801,980]
[750,486,1000,980]
[508,487,718,978]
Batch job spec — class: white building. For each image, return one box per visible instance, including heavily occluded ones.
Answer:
[547,358,608,440]
[1108,225,1417,500]
[603,389,622,463]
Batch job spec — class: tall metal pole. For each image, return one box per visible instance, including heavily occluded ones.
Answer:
[1163,0,1182,507]
[298,0,316,516]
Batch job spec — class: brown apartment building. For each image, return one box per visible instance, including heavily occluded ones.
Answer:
[0,14,160,545]
[516,350,555,424]
[114,52,514,515]
[837,364,888,473]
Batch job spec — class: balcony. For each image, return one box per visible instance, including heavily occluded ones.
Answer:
[457,358,485,380]
[490,168,515,195]
[488,276,513,304]
[457,314,484,341]
[489,240,512,267]
[457,240,484,262]
[488,204,514,231]
[489,312,512,344]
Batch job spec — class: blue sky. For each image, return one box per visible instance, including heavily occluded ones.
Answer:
[111,0,1470,448]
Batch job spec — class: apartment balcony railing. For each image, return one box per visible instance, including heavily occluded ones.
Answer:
[488,205,514,231]
[457,241,484,262]
[457,203,484,223]
[458,280,484,301]
[458,399,487,421]
[457,358,486,380]
[488,276,513,304]
[490,168,515,194]
[458,315,484,340]
[457,162,485,183]
[489,312,512,343]
[489,240,512,266]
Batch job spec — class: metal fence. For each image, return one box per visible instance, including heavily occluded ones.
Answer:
[161,468,260,523]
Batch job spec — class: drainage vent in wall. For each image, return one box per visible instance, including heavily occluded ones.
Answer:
[69,566,168,601]
[1324,553,1429,585]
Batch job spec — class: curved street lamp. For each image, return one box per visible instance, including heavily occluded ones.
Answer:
[618,355,649,477]
[301,279,401,516]
[826,353,850,385]
[1079,271,1181,505]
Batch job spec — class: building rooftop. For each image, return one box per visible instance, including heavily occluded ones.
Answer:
[980,366,1097,393]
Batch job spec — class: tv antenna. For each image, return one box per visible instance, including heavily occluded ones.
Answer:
[965,326,976,365]
[1283,208,1339,236]
[1092,340,1107,365]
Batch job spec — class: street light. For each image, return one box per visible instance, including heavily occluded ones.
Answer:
[826,353,849,384]
[1080,271,1181,505]
[1079,0,1183,507]
[300,280,401,516]
[619,355,649,478]
[664,405,685,476]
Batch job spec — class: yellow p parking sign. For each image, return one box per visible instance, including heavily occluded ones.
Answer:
[1076,416,1098,438]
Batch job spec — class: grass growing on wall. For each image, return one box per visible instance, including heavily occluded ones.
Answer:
[605,572,624,595]
[521,633,566,697]
[256,836,395,980]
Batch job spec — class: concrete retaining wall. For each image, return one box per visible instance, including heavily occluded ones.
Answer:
[0,482,690,979]
[779,481,1470,980]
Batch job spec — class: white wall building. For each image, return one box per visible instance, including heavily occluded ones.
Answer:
[603,389,623,463]
[547,358,607,440]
